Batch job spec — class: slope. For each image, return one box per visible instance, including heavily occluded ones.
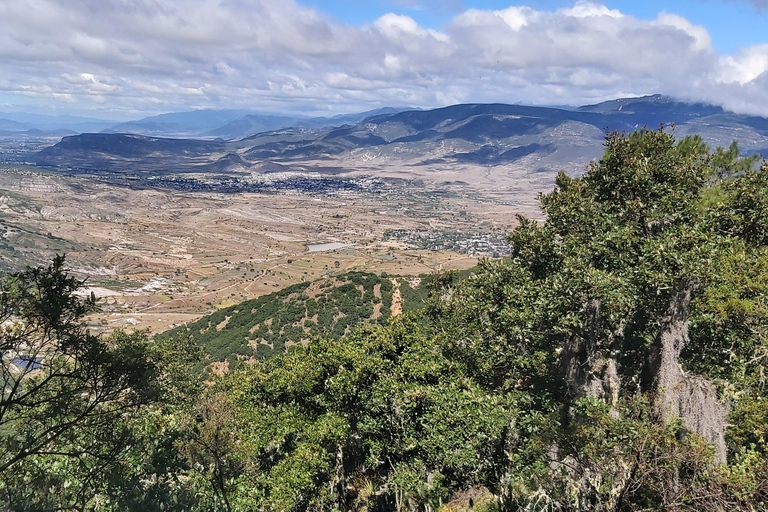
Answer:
[156,271,431,368]
[31,96,768,177]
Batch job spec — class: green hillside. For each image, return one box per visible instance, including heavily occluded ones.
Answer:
[156,271,432,367]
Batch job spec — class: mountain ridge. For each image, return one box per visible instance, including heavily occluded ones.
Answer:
[30,96,768,177]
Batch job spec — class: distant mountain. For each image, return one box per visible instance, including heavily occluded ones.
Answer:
[10,128,78,138]
[201,108,415,140]
[0,118,32,132]
[578,94,725,127]
[0,125,78,138]
[35,133,226,172]
[32,96,768,175]
[106,109,257,137]
[299,107,414,129]
[0,107,418,140]
[238,103,616,164]
[0,113,116,133]
[106,107,417,140]
[203,113,301,139]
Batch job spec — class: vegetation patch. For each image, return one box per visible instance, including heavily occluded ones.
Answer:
[156,271,429,369]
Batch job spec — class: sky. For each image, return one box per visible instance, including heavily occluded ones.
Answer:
[0,0,767,120]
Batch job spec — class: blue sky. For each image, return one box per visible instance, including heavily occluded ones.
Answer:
[0,0,767,118]
[307,0,767,53]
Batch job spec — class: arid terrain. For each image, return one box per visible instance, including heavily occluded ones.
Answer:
[0,164,527,333]
[4,95,768,333]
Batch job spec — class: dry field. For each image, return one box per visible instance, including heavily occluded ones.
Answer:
[0,165,535,333]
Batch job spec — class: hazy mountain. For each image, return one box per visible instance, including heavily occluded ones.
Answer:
[0,107,419,140]
[32,96,768,174]
[298,107,414,129]
[106,109,257,137]
[0,118,32,132]
[203,113,302,139]
[1,128,78,138]
[0,113,116,132]
[201,108,414,140]
[105,107,417,140]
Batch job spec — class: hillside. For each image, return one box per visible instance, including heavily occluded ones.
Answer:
[31,96,768,178]
[156,271,431,368]
[35,133,227,173]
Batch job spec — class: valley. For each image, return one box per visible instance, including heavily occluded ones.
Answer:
[0,164,519,334]
[2,95,768,335]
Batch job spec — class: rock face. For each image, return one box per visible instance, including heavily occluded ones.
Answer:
[646,282,729,463]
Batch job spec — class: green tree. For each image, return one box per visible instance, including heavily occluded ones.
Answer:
[435,130,768,509]
[210,317,518,511]
[0,256,159,509]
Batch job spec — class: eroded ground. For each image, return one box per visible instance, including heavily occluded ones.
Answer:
[0,165,532,333]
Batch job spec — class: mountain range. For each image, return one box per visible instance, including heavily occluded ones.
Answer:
[0,107,412,140]
[30,95,768,178]
[0,112,118,136]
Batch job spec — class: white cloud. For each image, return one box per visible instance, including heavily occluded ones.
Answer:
[374,13,424,38]
[494,7,531,31]
[655,13,712,53]
[0,1,766,116]
[718,44,768,84]
[560,1,623,18]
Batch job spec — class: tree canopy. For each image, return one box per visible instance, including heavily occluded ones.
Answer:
[0,256,161,508]
[434,129,768,509]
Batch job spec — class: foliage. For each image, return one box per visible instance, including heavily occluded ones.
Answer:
[433,129,768,509]
[0,256,159,509]
[210,318,518,511]
[157,272,430,370]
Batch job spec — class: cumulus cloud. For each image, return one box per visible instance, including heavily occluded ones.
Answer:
[0,0,766,116]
